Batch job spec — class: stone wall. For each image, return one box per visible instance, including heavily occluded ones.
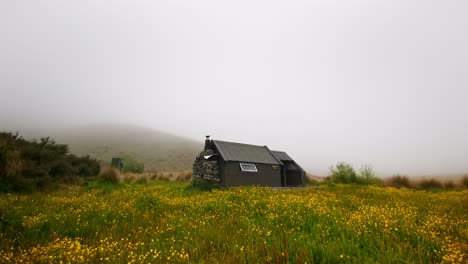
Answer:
[192,148,220,183]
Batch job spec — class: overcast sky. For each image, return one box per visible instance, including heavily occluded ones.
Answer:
[1,0,467,176]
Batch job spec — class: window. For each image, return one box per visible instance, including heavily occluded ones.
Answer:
[240,163,258,172]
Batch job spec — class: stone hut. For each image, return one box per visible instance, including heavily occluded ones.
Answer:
[192,136,305,187]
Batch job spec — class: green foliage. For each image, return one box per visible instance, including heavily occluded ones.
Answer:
[329,162,381,185]
[357,164,381,185]
[186,181,222,191]
[69,155,100,177]
[121,157,144,173]
[0,131,101,192]
[359,164,375,178]
[329,162,357,183]
[0,132,22,180]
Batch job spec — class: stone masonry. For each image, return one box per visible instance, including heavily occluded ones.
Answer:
[192,148,220,183]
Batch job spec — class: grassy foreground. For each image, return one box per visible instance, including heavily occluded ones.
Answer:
[0,183,467,263]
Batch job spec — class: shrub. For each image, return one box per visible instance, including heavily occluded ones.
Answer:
[462,175,468,188]
[61,175,85,186]
[69,155,100,177]
[419,178,443,190]
[49,160,76,177]
[357,164,381,185]
[0,131,101,192]
[329,162,357,184]
[359,164,375,178]
[444,181,456,189]
[0,133,22,179]
[98,168,121,184]
[387,175,412,188]
[122,158,144,173]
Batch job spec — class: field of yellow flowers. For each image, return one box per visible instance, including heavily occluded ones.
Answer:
[0,182,467,263]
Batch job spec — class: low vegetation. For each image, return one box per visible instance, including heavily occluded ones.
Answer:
[98,168,122,184]
[385,175,412,189]
[116,156,145,174]
[328,162,381,185]
[96,170,193,185]
[53,124,201,172]
[0,132,100,192]
[0,182,466,263]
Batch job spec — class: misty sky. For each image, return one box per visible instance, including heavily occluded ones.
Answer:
[1,0,467,176]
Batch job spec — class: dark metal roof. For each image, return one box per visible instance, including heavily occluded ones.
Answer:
[285,162,301,171]
[212,140,281,165]
[271,151,293,161]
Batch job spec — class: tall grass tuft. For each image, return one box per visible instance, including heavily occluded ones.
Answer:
[98,168,121,184]
[386,175,412,188]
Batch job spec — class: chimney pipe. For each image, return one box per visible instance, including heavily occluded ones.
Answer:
[204,135,211,150]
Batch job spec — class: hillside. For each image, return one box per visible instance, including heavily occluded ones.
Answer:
[57,124,202,171]
[12,123,202,171]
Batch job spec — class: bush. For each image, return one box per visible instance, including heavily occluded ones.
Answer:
[462,175,468,188]
[386,175,412,188]
[121,157,144,173]
[98,168,121,184]
[419,178,443,190]
[357,164,381,185]
[444,181,456,189]
[60,175,85,186]
[359,164,375,178]
[49,160,76,178]
[0,131,101,192]
[69,155,100,177]
[0,133,22,179]
[329,162,357,184]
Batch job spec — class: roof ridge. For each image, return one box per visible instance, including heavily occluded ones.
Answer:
[271,150,286,153]
[212,139,281,165]
[264,146,283,166]
[212,139,265,148]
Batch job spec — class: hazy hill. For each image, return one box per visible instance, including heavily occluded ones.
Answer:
[10,123,202,171]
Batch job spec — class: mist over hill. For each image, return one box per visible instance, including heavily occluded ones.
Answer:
[7,123,203,172]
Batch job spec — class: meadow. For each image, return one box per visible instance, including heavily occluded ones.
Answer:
[0,182,466,263]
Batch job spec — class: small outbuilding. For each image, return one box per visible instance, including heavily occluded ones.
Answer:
[192,136,305,187]
[111,157,124,172]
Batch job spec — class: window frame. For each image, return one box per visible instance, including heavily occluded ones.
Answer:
[239,163,258,172]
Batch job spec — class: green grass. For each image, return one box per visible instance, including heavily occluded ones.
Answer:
[0,182,467,263]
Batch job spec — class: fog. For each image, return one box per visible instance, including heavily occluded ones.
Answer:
[1,0,467,176]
